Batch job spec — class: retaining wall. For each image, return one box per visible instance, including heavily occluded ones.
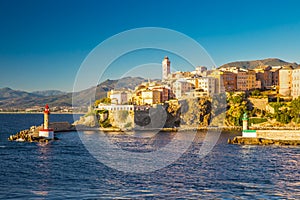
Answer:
[256,130,300,140]
[49,122,73,132]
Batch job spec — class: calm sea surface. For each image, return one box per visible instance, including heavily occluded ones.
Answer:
[0,114,299,199]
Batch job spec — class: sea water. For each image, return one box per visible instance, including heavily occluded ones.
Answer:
[0,114,299,199]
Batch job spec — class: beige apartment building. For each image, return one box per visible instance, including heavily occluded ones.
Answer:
[236,69,256,91]
[172,79,194,99]
[279,65,293,96]
[141,90,161,105]
[254,65,272,89]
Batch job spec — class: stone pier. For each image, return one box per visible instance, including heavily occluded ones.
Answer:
[229,130,300,145]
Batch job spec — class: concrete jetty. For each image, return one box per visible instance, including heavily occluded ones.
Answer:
[228,112,300,145]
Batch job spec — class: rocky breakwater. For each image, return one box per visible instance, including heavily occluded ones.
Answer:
[228,136,300,145]
[8,122,73,142]
[8,126,58,143]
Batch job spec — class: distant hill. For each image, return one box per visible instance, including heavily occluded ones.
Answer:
[0,87,71,109]
[220,58,298,69]
[0,77,149,109]
[72,77,151,106]
[0,87,41,100]
[32,90,67,96]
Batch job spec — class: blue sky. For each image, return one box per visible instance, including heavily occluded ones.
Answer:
[1,0,300,92]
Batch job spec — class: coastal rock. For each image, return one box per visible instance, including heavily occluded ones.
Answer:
[111,110,134,129]
[73,115,98,127]
[8,122,71,143]
[228,136,300,145]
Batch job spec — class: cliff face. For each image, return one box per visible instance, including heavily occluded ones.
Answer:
[179,98,212,128]
[73,115,98,127]
[134,106,167,129]
[133,98,212,129]
[165,101,181,128]
[77,97,216,130]
[110,110,134,129]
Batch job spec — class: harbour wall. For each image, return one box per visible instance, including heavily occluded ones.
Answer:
[256,130,300,140]
[49,122,74,132]
[229,129,300,145]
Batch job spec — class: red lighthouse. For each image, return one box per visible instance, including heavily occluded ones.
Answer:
[39,104,54,139]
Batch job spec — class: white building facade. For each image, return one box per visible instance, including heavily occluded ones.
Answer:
[172,79,194,99]
[110,91,128,105]
[279,65,293,96]
[197,77,216,96]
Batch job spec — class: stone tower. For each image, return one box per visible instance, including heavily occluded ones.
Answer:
[162,56,170,81]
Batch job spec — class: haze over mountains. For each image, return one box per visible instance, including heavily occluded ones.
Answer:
[0,58,298,110]
[32,90,67,97]
[0,77,149,109]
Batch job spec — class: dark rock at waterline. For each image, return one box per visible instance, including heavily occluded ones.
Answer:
[228,136,300,145]
[8,122,73,143]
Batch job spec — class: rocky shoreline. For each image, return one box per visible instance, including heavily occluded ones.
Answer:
[9,111,300,144]
[9,122,242,143]
[8,126,59,143]
[228,136,300,145]
[10,123,300,145]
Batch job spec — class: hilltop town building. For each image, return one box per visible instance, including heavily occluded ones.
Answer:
[152,86,171,102]
[236,69,256,91]
[100,57,300,109]
[223,71,237,91]
[172,78,194,99]
[169,71,192,80]
[197,77,216,95]
[97,104,134,111]
[292,66,300,98]
[193,66,208,76]
[254,65,273,89]
[208,70,225,93]
[270,66,281,86]
[108,90,131,105]
[279,65,293,96]
[141,90,161,105]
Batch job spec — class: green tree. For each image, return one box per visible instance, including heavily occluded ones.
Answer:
[251,89,261,97]
[271,102,291,124]
[290,97,300,123]
[94,97,111,107]
[226,92,248,126]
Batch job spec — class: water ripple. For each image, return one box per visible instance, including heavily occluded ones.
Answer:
[0,114,299,198]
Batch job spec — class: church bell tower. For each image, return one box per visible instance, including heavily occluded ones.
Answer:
[162,56,170,81]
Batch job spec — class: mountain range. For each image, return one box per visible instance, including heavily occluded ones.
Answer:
[1,58,299,109]
[219,58,298,69]
[32,90,67,96]
[0,77,148,109]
